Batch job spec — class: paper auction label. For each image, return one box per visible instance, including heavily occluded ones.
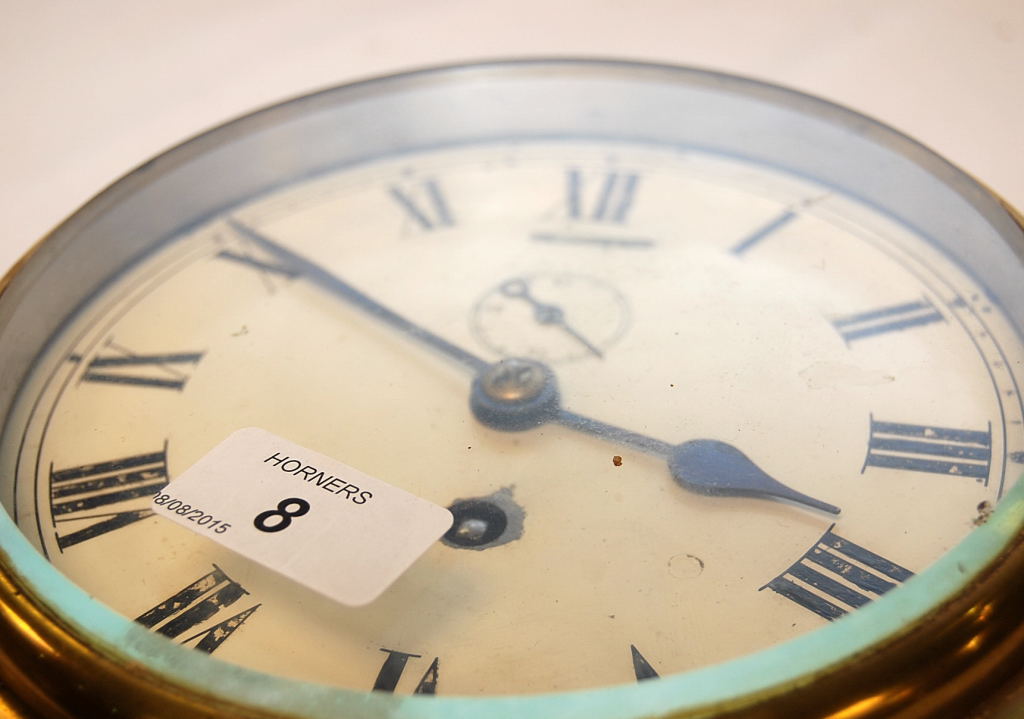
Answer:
[152,427,453,606]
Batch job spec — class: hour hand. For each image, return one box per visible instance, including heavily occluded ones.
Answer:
[470,357,841,515]
[668,440,841,515]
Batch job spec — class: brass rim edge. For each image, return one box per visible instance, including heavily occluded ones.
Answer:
[0,547,290,719]
[1,525,1023,718]
[687,526,1024,718]
[0,233,49,304]
[1000,198,1024,233]
[0,675,43,719]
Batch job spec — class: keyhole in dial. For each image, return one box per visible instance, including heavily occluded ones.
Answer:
[443,499,508,548]
[441,489,526,550]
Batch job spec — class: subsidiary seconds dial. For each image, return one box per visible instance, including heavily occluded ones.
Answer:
[470,273,631,362]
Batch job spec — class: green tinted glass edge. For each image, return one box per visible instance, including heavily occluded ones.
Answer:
[1,475,1021,719]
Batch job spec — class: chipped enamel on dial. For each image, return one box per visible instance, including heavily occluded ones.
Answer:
[2,139,1022,697]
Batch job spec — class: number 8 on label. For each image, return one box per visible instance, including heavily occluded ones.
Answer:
[254,497,311,533]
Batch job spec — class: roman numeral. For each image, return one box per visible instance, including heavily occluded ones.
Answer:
[731,209,797,255]
[831,298,944,344]
[864,417,992,480]
[388,179,454,231]
[135,565,259,654]
[78,345,203,391]
[630,644,660,681]
[372,648,439,694]
[216,249,298,277]
[761,526,913,621]
[566,169,639,224]
[218,219,301,292]
[50,447,168,550]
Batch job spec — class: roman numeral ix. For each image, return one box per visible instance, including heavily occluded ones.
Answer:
[78,346,204,391]
[50,447,169,550]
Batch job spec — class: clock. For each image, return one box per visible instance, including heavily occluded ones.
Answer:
[0,59,1023,718]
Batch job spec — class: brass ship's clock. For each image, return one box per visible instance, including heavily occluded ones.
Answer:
[0,60,1023,718]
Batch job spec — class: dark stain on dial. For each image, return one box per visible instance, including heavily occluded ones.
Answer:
[974,500,995,526]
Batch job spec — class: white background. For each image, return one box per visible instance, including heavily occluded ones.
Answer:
[1,1,1022,276]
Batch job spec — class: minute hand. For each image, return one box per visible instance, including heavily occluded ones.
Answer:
[228,219,488,373]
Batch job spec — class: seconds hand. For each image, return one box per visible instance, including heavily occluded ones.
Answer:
[498,278,604,359]
[229,219,840,515]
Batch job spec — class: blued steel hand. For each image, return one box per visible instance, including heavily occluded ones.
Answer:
[668,439,839,513]
[228,219,488,373]
[499,278,604,358]
[552,408,840,515]
[230,220,839,515]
